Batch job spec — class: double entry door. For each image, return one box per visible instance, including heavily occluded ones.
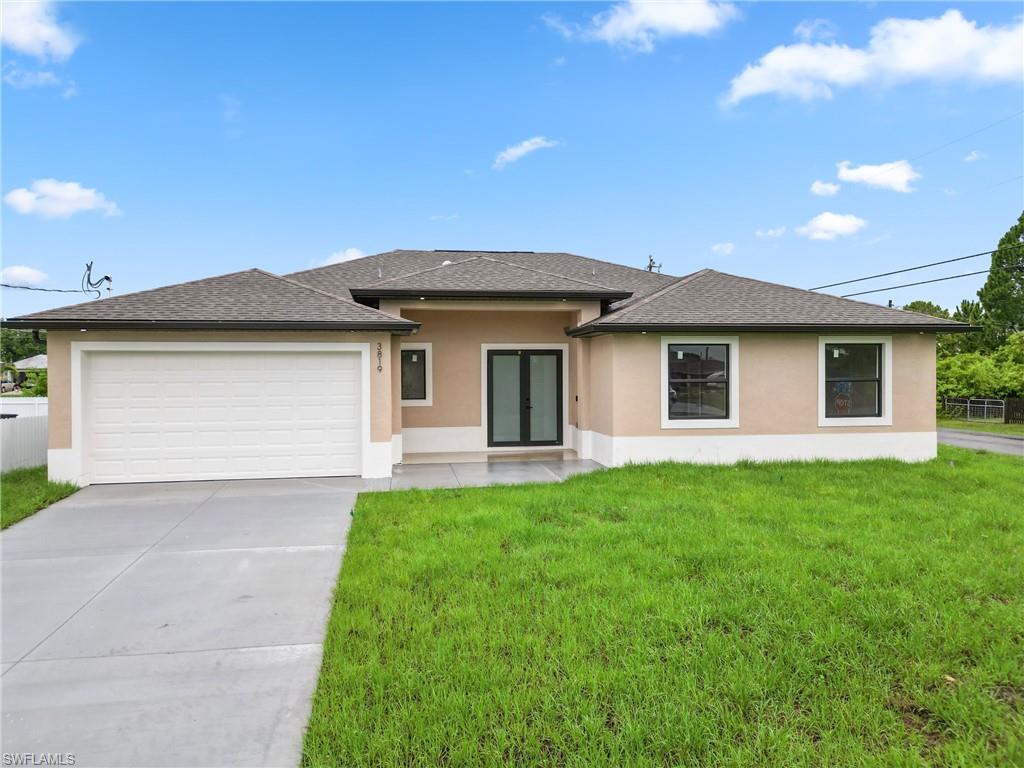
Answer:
[486,349,563,447]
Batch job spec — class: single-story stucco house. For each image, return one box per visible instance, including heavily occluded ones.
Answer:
[6,249,972,486]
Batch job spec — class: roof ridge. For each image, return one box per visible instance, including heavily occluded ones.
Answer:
[10,268,271,320]
[365,255,481,286]
[541,250,679,281]
[706,269,965,324]
[475,255,631,291]
[253,269,410,322]
[285,250,402,279]
[587,269,711,326]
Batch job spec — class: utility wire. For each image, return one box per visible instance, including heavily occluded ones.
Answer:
[839,109,1024,190]
[1,283,100,296]
[809,243,1024,290]
[840,265,1024,298]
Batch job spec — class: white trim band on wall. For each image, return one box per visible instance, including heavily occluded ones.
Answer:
[583,430,936,467]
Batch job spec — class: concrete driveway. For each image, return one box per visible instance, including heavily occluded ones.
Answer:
[1,477,365,767]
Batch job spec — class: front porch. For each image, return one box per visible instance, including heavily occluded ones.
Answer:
[391,455,602,490]
[382,299,602,466]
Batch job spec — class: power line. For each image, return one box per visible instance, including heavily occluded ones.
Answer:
[840,265,1024,298]
[903,109,1024,166]
[841,109,1024,189]
[1,283,99,295]
[809,243,1024,291]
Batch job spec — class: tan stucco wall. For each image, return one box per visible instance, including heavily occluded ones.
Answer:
[588,332,936,436]
[398,309,576,429]
[587,335,615,436]
[390,336,402,436]
[46,329,396,450]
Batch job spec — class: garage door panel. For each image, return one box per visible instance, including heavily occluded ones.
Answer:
[84,350,362,483]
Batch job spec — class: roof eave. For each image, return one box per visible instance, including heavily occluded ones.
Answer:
[2,318,421,334]
[566,322,980,337]
[350,288,632,301]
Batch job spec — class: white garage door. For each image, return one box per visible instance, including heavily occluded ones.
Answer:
[84,350,362,483]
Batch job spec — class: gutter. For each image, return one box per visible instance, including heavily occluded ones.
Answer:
[565,322,983,337]
[1,319,421,334]
[350,289,632,301]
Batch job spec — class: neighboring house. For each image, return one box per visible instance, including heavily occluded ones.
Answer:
[6,250,972,486]
[2,354,47,391]
[13,354,48,371]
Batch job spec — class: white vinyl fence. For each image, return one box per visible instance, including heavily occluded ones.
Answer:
[1,415,48,472]
[0,397,48,417]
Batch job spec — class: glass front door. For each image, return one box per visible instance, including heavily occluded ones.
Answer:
[487,350,563,447]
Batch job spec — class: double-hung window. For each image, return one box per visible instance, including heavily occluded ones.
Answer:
[660,336,739,429]
[818,336,892,426]
[400,343,432,406]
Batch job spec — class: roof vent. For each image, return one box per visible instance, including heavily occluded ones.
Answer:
[441,260,453,266]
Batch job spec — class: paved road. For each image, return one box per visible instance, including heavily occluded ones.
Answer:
[938,429,1024,458]
[1,476,365,767]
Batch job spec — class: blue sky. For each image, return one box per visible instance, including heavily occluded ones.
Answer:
[2,1,1022,318]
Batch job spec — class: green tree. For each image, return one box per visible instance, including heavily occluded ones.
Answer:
[945,299,987,355]
[901,300,950,318]
[0,328,46,363]
[978,209,1024,347]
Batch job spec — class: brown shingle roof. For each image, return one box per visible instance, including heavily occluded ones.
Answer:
[347,255,631,299]
[6,269,418,331]
[568,269,973,334]
[287,249,672,304]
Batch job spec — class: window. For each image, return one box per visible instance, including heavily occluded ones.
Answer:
[400,343,432,406]
[818,336,892,427]
[667,344,729,419]
[824,343,881,418]
[660,336,739,429]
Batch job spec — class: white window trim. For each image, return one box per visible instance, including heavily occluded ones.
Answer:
[818,335,893,427]
[660,335,740,430]
[399,342,432,407]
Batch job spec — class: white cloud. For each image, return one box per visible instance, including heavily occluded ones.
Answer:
[553,56,566,66]
[794,18,837,43]
[544,0,738,53]
[837,159,920,192]
[4,179,121,219]
[963,149,986,162]
[1,0,79,61]
[810,180,840,196]
[2,62,75,97]
[542,13,575,40]
[493,136,560,170]
[3,63,58,88]
[710,242,735,255]
[755,226,786,239]
[429,213,459,222]
[0,265,47,287]
[796,212,867,241]
[725,10,1023,105]
[321,248,366,266]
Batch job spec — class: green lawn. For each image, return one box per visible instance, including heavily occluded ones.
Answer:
[1,465,78,529]
[938,417,1024,438]
[304,446,1024,767]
